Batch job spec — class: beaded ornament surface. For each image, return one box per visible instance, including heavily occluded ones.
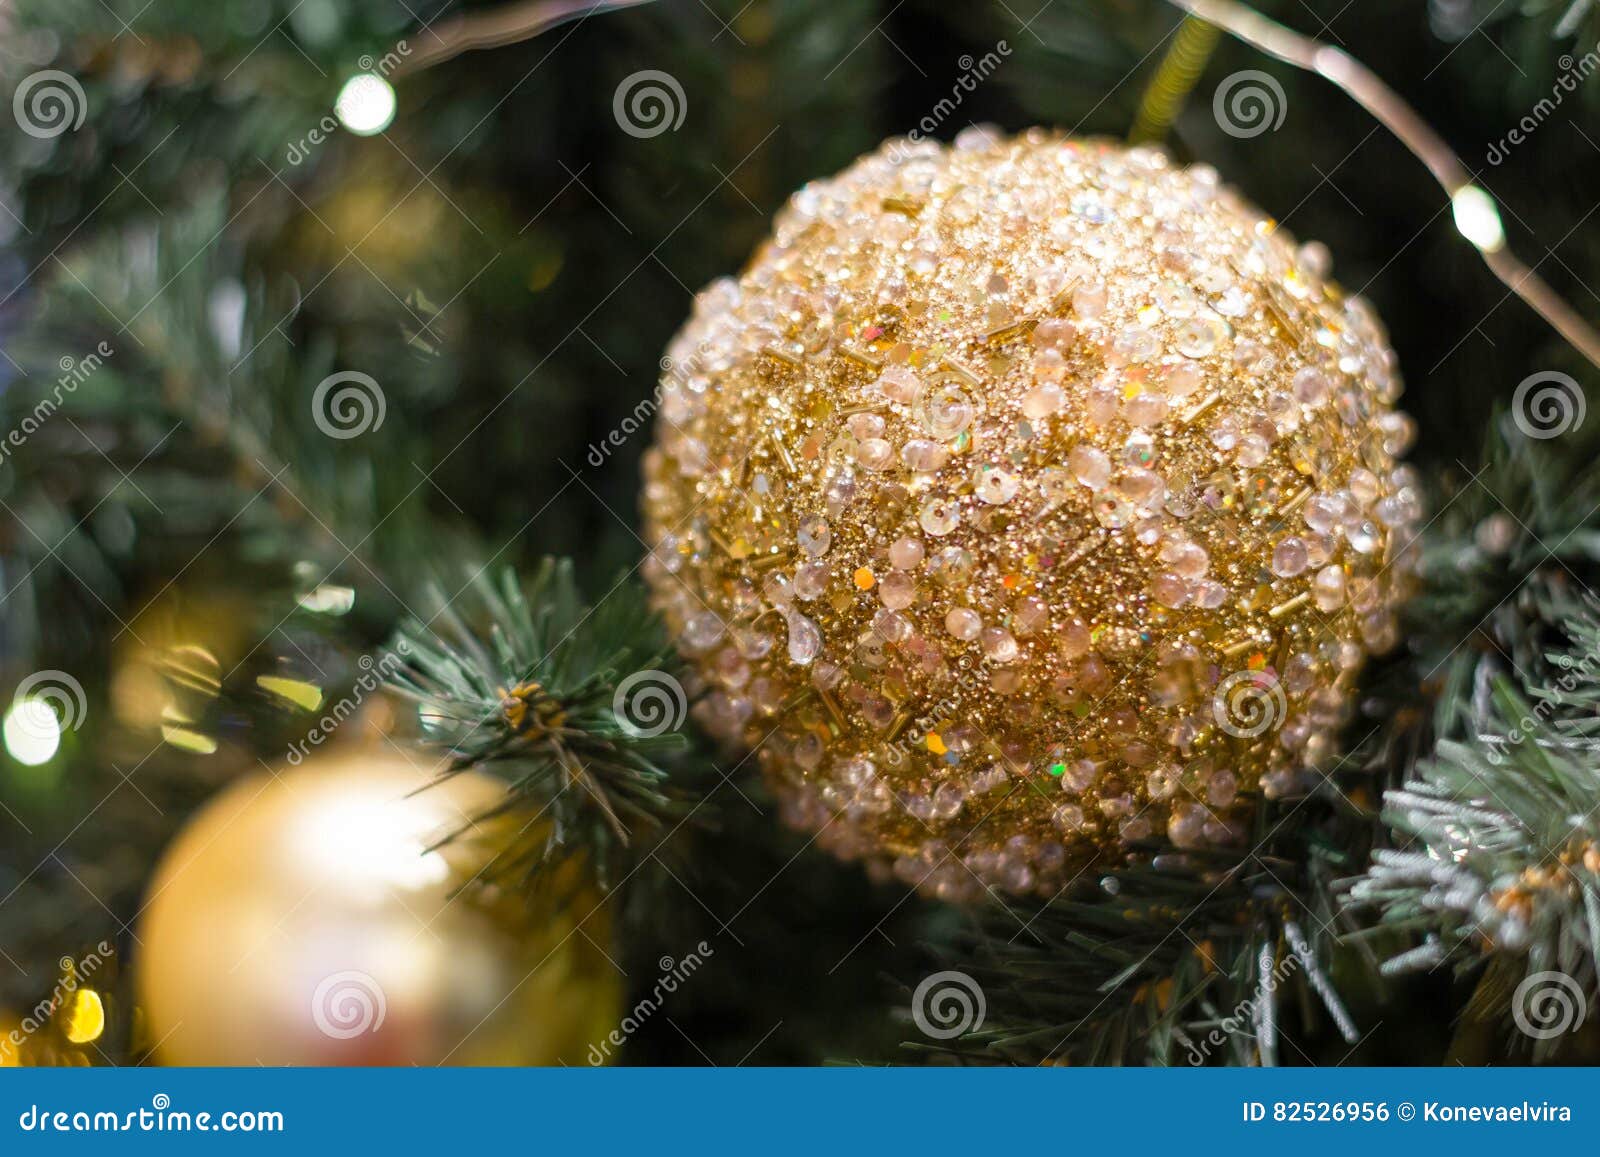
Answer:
[641,129,1418,901]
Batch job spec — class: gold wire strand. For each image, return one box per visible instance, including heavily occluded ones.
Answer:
[1130,15,1223,143]
[1168,0,1600,373]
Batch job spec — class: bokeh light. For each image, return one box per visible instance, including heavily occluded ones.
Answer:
[334,74,396,136]
[3,696,62,766]
[1452,185,1505,253]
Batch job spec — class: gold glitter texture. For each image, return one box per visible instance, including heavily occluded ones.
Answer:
[641,130,1418,900]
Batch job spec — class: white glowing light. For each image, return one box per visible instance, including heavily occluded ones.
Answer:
[1452,185,1505,253]
[301,792,450,895]
[3,697,62,766]
[334,74,396,136]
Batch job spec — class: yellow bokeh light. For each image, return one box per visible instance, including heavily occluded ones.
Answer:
[255,675,324,712]
[62,989,105,1045]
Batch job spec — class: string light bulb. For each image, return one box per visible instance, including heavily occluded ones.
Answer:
[334,74,397,136]
[1451,185,1505,254]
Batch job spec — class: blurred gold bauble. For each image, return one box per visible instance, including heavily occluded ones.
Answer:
[641,131,1419,901]
[136,751,620,1065]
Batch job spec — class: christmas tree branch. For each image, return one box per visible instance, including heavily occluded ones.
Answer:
[385,560,701,888]
[928,792,1368,1066]
[1344,591,1600,1059]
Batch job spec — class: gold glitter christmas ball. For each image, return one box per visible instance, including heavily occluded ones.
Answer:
[137,751,620,1064]
[640,130,1419,901]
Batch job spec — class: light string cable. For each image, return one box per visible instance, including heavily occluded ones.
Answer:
[1168,0,1600,373]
